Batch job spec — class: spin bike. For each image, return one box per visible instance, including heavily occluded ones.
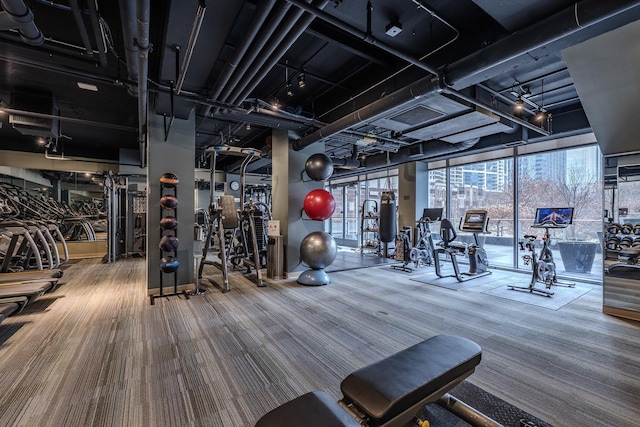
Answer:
[391,208,442,272]
[509,213,575,297]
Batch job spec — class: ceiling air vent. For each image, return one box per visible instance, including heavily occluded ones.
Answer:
[9,89,61,138]
[390,105,444,126]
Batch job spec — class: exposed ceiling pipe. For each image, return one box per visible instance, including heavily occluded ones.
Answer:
[210,1,293,115]
[222,2,308,107]
[67,0,94,56]
[201,0,277,117]
[444,0,640,88]
[442,87,551,137]
[175,0,207,95]
[293,0,630,155]
[0,0,44,45]
[293,75,441,150]
[231,0,331,107]
[334,139,479,177]
[283,0,440,77]
[118,0,139,94]
[136,0,150,168]
[86,0,108,68]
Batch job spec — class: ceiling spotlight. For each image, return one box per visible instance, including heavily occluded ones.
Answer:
[535,109,547,122]
[286,83,294,97]
[245,123,251,131]
[514,98,524,111]
[298,72,306,88]
[272,98,280,110]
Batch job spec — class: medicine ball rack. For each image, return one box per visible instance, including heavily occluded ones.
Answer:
[151,175,189,305]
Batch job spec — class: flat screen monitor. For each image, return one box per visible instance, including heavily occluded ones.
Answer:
[533,207,574,226]
[461,210,488,232]
[422,208,443,221]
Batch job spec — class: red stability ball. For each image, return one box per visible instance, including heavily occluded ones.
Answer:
[303,189,335,220]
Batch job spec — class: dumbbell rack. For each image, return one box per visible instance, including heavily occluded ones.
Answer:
[151,181,189,305]
[604,222,640,262]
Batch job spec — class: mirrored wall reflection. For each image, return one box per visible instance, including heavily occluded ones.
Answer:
[603,154,640,320]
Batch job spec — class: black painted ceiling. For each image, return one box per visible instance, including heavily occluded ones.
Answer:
[1,0,639,179]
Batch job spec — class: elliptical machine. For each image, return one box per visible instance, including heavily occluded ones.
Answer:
[509,207,576,297]
[434,209,491,282]
[392,208,442,272]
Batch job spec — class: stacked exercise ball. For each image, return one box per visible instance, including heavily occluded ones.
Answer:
[303,189,335,220]
[298,153,337,286]
[304,153,334,181]
[159,173,179,276]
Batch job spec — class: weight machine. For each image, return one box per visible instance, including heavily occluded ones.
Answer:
[392,208,442,273]
[509,207,575,296]
[434,209,491,282]
[198,145,269,291]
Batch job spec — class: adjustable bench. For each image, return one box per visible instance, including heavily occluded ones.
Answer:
[255,335,494,427]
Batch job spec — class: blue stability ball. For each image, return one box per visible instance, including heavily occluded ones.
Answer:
[299,231,337,269]
[305,153,334,181]
[160,256,180,273]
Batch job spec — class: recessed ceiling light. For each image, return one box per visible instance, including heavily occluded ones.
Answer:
[77,82,98,91]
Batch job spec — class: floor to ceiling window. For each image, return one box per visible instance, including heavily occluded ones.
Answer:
[425,138,603,282]
[447,158,515,269]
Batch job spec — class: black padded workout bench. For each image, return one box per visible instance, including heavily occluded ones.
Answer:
[255,335,502,427]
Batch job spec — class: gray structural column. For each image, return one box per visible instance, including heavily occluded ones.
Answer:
[270,128,326,274]
[146,111,195,293]
[397,162,429,239]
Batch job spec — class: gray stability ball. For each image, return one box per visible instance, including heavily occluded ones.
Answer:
[299,231,337,269]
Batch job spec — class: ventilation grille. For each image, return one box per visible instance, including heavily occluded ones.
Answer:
[389,105,444,126]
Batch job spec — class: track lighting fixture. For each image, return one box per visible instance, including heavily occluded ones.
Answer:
[284,59,293,97]
[514,98,524,111]
[298,71,306,88]
[245,122,251,131]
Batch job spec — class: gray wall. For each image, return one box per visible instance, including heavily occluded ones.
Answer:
[271,129,326,273]
[146,111,195,292]
[398,162,429,236]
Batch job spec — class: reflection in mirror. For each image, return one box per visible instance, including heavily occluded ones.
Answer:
[603,155,640,320]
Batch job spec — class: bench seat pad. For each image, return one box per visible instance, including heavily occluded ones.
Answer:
[341,335,481,424]
[255,391,360,427]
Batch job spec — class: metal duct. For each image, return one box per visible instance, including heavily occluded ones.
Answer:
[222,2,307,107]
[68,0,94,56]
[334,138,479,177]
[293,76,441,150]
[212,1,294,114]
[293,0,634,160]
[203,0,277,117]
[444,0,640,89]
[231,0,331,107]
[284,0,440,77]
[0,0,44,45]
[119,0,138,92]
[136,0,150,168]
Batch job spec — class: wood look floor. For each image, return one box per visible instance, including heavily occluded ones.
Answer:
[0,258,639,427]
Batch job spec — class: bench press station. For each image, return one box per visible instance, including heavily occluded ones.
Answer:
[255,335,502,427]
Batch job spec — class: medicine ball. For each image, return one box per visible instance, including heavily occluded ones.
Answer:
[159,256,179,273]
[159,235,179,252]
[160,195,178,210]
[160,216,178,230]
[160,172,179,187]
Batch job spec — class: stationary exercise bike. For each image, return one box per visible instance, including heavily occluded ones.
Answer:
[509,207,575,297]
[391,208,442,273]
[434,209,491,282]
